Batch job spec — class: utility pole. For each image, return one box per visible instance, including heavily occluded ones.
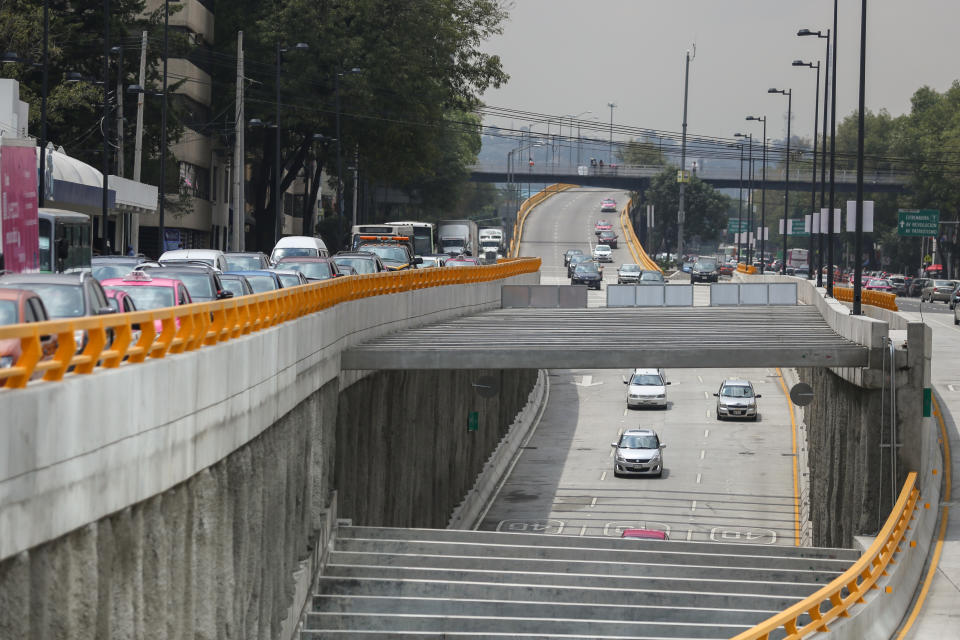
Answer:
[677,46,694,260]
[233,31,245,251]
[351,144,359,228]
[114,43,126,252]
[132,30,147,254]
[607,102,616,164]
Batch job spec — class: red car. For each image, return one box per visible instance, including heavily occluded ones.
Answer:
[0,288,56,383]
[600,198,617,212]
[864,278,894,293]
[594,220,613,235]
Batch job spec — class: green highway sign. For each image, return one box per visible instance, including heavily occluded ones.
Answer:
[728,219,749,233]
[467,411,479,432]
[898,209,939,237]
[789,219,808,237]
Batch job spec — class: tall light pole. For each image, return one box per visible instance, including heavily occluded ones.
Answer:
[769,88,792,275]
[274,42,308,246]
[793,59,821,281]
[335,67,361,249]
[798,27,831,287]
[606,102,616,164]
[828,1,839,295]
[40,0,49,207]
[677,47,694,260]
[159,0,169,254]
[566,111,591,167]
[735,133,753,263]
[746,115,767,268]
[853,0,868,314]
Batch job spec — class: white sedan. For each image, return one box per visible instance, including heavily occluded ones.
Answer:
[592,244,613,262]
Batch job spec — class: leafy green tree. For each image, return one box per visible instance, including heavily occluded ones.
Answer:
[617,139,666,166]
[643,169,731,257]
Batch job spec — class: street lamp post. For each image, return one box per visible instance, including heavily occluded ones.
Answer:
[768,88,792,275]
[798,27,831,287]
[335,67,361,249]
[746,115,767,268]
[853,0,868,315]
[606,102,616,165]
[793,59,820,280]
[274,42,308,246]
[736,132,754,265]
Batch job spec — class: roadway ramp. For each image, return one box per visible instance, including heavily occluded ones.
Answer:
[300,526,858,639]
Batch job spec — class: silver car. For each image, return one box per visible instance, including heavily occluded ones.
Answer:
[617,263,642,284]
[611,428,666,478]
[714,379,761,421]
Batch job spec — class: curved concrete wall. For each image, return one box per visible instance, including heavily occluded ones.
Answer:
[0,272,538,563]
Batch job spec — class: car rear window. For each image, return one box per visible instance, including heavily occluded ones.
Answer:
[334,258,377,274]
[281,262,332,279]
[246,275,279,293]
[273,247,319,260]
[171,274,215,300]
[105,285,175,310]
[3,283,86,318]
[225,256,264,271]
[0,300,17,325]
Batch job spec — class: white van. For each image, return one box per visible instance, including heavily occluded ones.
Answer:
[158,248,228,272]
[270,236,329,264]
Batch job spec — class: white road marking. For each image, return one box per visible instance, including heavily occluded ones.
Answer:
[696,473,702,484]
[590,497,597,508]
[623,407,628,416]
[691,500,697,512]
[704,429,710,438]
[698,375,703,383]
[700,449,705,460]
[580,525,587,536]
[686,529,693,541]
[600,471,607,480]
[705,409,710,418]
[703,391,709,399]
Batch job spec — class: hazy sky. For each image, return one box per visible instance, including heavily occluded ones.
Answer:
[481,0,960,144]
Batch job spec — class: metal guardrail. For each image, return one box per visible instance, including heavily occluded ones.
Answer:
[731,471,919,640]
[0,258,542,389]
[471,163,913,186]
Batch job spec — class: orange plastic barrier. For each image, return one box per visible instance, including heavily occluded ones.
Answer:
[508,184,577,258]
[0,257,541,389]
[732,472,918,640]
[618,201,660,272]
[832,285,899,311]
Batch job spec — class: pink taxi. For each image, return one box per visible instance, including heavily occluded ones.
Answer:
[100,271,193,333]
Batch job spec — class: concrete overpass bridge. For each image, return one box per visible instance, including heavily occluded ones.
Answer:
[469,163,913,194]
[0,187,944,640]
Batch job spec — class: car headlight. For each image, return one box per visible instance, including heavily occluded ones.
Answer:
[615,453,626,463]
[657,394,665,398]
[0,355,14,369]
[650,450,661,460]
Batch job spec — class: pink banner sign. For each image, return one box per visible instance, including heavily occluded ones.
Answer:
[1,139,39,272]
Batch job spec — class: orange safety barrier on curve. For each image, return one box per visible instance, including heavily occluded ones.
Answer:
[0,257,542,389]
[832,285,899,311]
[508,184,577,258]
[731,472,919,640]
[618,201,660,272]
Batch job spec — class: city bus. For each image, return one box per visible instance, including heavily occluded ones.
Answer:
[390,221,435,256]
[350,223,417,255]
[39,208,93,273]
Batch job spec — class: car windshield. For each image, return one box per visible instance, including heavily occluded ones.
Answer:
[225,255,264,271]
[620,264,640,272]
[3,283,86,318]
[93,264,138,281]
[870,279,891,287]
[567,250,582,256]
[165,273,215,301]
[694,258,717,270]
[595,245,610,251]
[570,255,589,265]
[361,245,409,264]
[334,257,378,274]
[0,300,17,325]
[933,280,953,287]
[246,275,279,293]
[280,261,332,279]
[620,435,659,449]
[721,384,754,398]
[631,374,663,386]
[576,263,600,274]
[105,285,176,310]
[640,272,663,281]
[220,279,248,297]
[276,273,302,287]
[273,247,318,260]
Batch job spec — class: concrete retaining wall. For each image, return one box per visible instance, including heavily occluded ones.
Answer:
[334,369,539,528]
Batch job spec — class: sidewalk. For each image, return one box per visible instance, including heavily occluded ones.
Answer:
[895,308,960,638]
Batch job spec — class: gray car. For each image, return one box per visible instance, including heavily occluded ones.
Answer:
[714,379,761,421]
[611,428,665,478]
[617,263,642,284]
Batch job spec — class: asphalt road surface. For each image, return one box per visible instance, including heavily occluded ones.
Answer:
[478,188,800,546]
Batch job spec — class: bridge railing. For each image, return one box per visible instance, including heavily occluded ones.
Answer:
[471,163,912,185]
[732,471,920,640]
[0,258,542,389]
